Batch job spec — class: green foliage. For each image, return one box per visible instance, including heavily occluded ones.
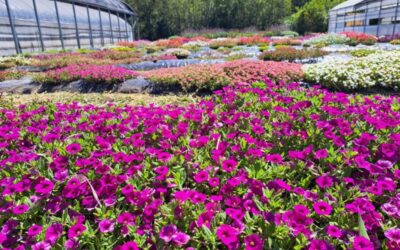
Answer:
[288,0,346,34]
[350,49,377,58]
[126,0,292,40]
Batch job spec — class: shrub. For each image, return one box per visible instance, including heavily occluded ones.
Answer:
[303,33,350,47]
[390,39,400,45]
[304,50,400,90]
[237,36,271,46]
[0,70,25,81]
[34,65,139,84]
[143,60,303,92]
[0,56,31,69]
[341,32,377,46]
[280,30,300,37]
[259,47,327,62]
[350,49,377,57]
[162,48,191,59]
[272,38,302,46]
[209,38,238,49]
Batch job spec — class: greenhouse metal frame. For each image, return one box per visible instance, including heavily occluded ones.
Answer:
[0,0,137,55]
[328,0,400,36]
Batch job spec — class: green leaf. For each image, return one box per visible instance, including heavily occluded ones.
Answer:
[358,214,370,240]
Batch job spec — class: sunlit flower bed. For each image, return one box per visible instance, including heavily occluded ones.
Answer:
[143,60,303,91]
[304,51,400,90]
[33,65,139,85]
[0,80,399,249]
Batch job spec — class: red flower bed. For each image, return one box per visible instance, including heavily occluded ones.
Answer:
[341,32,377,45]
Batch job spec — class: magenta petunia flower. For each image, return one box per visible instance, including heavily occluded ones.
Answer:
[308,239,334,250]
[118,241,139,250]
[45,223,63,245]
[65,239,79,250]
[98,219,114,233]
[385,228,400,244]
[32,241,52,250]
[27,224,43,236]
[117,212,135,225]
[326,225,342,238]
[313,201,332,216]
[314,148,328,159]
[221,159,238,173]
[160,224,178,243]
[12,204,29,215]
[68,224,86,238]
[194,170,209,183]
[34,179,54,195]
[316,175,333,189]
[244,234,263,250]
[353,236,374,250]
[66,143,81,155]
[293,204,310,215]
[208,177,220,187]
[172,232,190,246]
[216,224,239,246]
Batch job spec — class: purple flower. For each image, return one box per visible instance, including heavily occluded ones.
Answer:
[216,224,239,246]
[209,177,220,187]
[314,149,328,159]
[45,223,63,245]
[222,159,238,173]
[27,224,43,236]
[326,225,342,238]
[313,201,332,216]
[244,234,263,250]
[316,175,333,189]
[35,179,54,195]
[117,241,139,250]
[308,239,334,250]
[65,239,79,250]
[66,143,81,155]
[194,170,209,183]
[12,204,29,215]
[385,228,400,244]
[98,219,114,233]
[159,224,177,243]
[172,232,190,246]
[353,236,374,250]
[68,224,86,238]
[32,241,52,250]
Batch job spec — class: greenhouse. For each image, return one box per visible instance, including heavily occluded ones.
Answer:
[0,0,137,55]
[328,0,400,36]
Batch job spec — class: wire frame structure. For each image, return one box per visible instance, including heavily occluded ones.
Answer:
[0,0,137,55]
[328,0,400,36]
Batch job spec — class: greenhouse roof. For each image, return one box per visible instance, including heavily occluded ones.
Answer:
[61,0,136,15]
[331,0,366,10]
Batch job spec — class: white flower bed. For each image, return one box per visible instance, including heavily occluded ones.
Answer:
[303,34,350,46]
[304,51,400,90]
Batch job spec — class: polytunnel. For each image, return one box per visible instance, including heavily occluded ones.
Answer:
[0,0,137,55]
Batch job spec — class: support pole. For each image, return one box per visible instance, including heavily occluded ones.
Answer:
[86,5,94,48]
[98,8,104,46]
[72,3,81,48]
[54,0,64,50]
[32,0,44,51]
[108,9,114,44]
[124,12,129,40]
[363,2,369,33]
[393,0,400,36]
[117,12,121,41]
[4,0,20,54]
[377,0,383,36]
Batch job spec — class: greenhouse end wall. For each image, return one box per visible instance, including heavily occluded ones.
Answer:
[328,0,400,37]
[0,0,137,56]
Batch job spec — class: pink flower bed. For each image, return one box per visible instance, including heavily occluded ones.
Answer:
[143,60,303,91]
[0,81,399,249]
[35,64,139,84]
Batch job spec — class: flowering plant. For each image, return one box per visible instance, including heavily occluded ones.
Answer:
[0,70,25,82]
[259,47,327,62]
[303,33,350,47]
[33,64,139,84]
[0,80,399,249]
[304,50,400,90]
[341,32,377,46]
[144,60,303,91]
[272,38,302,46]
